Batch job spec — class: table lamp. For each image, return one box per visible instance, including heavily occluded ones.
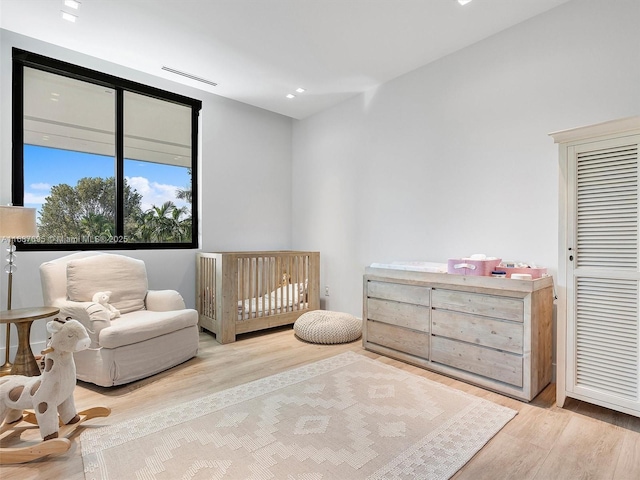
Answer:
[0,205,38,374]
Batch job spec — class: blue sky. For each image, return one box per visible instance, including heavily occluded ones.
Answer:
[24,145,191,214]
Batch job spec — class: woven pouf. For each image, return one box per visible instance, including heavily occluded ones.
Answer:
[294,310,362,344]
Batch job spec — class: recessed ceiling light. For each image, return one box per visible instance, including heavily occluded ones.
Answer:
[295,88,306,93]
[286,94,295,99]
[64,0,80,9]
[458,0,473,5]
[61,11,77,22]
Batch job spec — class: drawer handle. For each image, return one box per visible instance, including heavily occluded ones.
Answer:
[453,263,476,270]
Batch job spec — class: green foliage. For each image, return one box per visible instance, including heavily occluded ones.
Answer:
[176,168,192,204]
[38,177,141,243]
[37,176,192,244]
[128,201,191,243]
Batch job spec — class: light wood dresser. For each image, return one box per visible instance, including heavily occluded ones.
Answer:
[363,267,554,401]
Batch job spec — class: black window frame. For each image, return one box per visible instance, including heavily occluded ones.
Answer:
[12,48,202,251]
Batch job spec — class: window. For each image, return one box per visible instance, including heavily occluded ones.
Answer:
[12,48,202,250]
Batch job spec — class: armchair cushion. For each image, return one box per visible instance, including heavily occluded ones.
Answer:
[66,254,148,314]
[98,309,198,349]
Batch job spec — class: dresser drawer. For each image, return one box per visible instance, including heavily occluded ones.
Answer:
[366,298,429,333]
[366,320,429,358]
[432,289,523,322]
[431,336,523,387]
[367,281,430,306]
[431,310,523,354]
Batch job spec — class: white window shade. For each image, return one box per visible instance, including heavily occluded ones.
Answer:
[23,68,191,168]
[124,91,191,168]
[24,67,115,158]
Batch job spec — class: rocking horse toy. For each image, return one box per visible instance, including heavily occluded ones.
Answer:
[0,317,111,464]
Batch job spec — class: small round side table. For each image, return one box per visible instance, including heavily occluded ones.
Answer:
[0,306,60,377]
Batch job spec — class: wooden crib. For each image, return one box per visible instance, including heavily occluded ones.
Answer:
[196,251,320,343]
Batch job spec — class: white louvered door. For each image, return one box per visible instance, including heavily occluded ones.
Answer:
[566,134,640,414]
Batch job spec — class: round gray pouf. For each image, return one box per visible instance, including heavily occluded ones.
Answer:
[294,310,362,344]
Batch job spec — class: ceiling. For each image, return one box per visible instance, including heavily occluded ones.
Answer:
[0,0,571,119]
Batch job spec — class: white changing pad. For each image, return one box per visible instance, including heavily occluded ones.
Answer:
[369,261,448,273]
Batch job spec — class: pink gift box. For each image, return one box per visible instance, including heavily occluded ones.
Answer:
[447,258,502,276]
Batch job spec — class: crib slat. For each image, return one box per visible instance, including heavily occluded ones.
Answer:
[254,257,259,318]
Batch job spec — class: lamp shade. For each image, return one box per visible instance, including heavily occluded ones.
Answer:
[0,206,38,238]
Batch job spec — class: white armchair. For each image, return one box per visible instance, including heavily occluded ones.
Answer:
[40,252,199,387]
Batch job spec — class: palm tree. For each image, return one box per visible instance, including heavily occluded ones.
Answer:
[176,168,192,204]
[134,201,190,242]
[176,187,192,204]
[80,212,115,240]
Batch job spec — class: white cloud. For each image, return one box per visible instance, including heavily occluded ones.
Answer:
[24,191,49,205]
[24,183,52,210]
[126,176,189,212]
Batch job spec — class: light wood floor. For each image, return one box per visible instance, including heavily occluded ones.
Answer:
[2,326,639,479]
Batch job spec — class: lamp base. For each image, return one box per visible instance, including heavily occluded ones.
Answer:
[0,360,13,376]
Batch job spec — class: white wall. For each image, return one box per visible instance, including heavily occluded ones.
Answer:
[292,0,640,316]
[0,30,293,356]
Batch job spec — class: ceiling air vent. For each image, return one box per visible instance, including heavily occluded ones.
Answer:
[161,66,218,87]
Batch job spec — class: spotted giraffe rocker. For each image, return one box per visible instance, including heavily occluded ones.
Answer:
[0,317,110,464]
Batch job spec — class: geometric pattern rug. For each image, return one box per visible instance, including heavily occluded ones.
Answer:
[81,352,516,479]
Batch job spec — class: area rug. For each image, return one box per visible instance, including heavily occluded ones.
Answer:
[81,352,516,479]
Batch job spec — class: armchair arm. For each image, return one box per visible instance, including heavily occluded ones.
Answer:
[145,290,187,311]
[51,298,111,348]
